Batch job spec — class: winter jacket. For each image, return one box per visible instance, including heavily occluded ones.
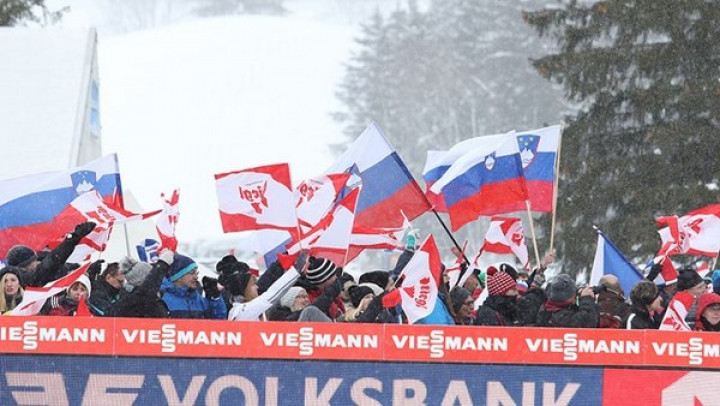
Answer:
[535,296,600,328]
[88,279,129,316]
[47,296,79,317]
[228,268,301,321]
[305,278,345,321]
[19,233,82,287]
[266,304,302,322]
[113,261,170,318]
[415,293,456,325]
[623,304,659,330]
[162,282,227,319]
[516,288,547,326]
[474,295,520,326]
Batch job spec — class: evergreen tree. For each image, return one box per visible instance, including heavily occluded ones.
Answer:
[0,0,64,26]
[525,0,720,273]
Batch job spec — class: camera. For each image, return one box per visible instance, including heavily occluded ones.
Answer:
[591,285,607,295]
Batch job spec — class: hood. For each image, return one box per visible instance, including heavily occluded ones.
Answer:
[696,293,720,325]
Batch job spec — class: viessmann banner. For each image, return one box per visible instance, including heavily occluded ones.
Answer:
[2,317,720,368]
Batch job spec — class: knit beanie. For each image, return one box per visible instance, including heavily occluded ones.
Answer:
[348,285,374,308]
[70,274,92,297]
[677,268,704,292]
[168,254,198,282]
[280,286,307,308]
[225,272,252,297]
[548,274,576,302]
[121,257,153,288]
[6,245,37,268]
[216,255,250,276]
[359,270,390,290]
[486,267,517,296]
[305,257,337,286]
[450,286,471,313]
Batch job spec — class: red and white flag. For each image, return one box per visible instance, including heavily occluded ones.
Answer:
[659,291,694,331]
[9,262,90,316]
[295,173,351,234]
[156,189,180,251]
[657,204,720,257]
[57,191,159,263]
[475,216,529,270]
[287,187,360,266]
[345,219,410,264]
[395,235,443,324]
[215,163,298,233]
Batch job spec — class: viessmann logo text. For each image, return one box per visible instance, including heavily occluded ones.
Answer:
[120,324,242,352]
[0,321,107,350]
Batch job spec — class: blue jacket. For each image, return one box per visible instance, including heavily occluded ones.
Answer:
[415,295,455,325]
[161,279,227,319]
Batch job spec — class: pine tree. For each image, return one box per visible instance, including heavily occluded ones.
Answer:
[525,0,720,273]
[0,0,64,26]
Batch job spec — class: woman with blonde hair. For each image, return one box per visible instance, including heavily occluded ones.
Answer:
[1,267,24,314]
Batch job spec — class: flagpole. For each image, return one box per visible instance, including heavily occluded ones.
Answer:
[525,200,542,270]
[548,121,565,256]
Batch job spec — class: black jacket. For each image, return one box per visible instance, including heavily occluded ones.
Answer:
[622,304,659,330]
[475,295,520,326]
[113,261,170,318]
[535,296,600,328]
[88,278,129,316]
[20,234,83,287]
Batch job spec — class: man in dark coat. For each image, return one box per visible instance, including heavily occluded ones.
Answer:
[536,274,600,328]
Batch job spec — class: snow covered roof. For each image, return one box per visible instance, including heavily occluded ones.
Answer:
[0,27,100,178]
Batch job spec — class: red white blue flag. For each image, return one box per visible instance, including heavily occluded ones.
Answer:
[429,132,529,231]
[0,154,123,259]
[325,122,431,229]
[513,125,561,212]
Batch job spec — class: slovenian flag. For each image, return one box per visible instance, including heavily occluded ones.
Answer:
[325,122,431,229]
[429,132,529,231]
[422,132,511,213]
[0,154,122,259]
[514,125,562,213]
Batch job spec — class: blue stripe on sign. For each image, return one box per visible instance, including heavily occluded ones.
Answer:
[356,153,413,214]
[523,153,555,182]
[442,154,524,207]
[0,174,121,229]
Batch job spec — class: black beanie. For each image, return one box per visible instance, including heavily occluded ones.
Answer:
[359,270,390,290]
[6,245,37,268]
[216,255,250,276]
[226,272,252,297]
[677,268,704,292]
[348,285,374,308]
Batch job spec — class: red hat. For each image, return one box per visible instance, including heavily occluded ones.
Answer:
[486,266,517,296]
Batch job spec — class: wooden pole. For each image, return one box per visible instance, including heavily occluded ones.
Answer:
[525,200,542,270]
[548,121,565,256]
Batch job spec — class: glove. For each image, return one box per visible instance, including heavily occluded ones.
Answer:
[158,250,174,266]
[87,259,105,281]
[646,262,663,282]
[72,222,96,239]
[202,276,221,299]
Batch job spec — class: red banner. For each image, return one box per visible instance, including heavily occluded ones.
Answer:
[3,317,720,368]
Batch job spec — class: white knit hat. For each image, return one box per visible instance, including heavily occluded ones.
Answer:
[280,286,307,308]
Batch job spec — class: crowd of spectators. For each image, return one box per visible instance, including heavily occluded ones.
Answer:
[2,221,720,332]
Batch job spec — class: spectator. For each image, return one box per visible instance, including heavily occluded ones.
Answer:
[227,256,304,321]
[450,286,474,325]
[7,222,95,287]
[536,274,600,328]
[215,255,251,310]
[475,266,519,326]
[0,267,23,314]
[695,293,720,332]
[46,275,92,316]
[88,262,128,316]
[344,283,393,323]
[162,253,227,319]
[112,253,173,318]
[597,274,630,328]
[303,257,345,320]
[676,268,708,329]
[359,270,393,292]
[624,280,663,329]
